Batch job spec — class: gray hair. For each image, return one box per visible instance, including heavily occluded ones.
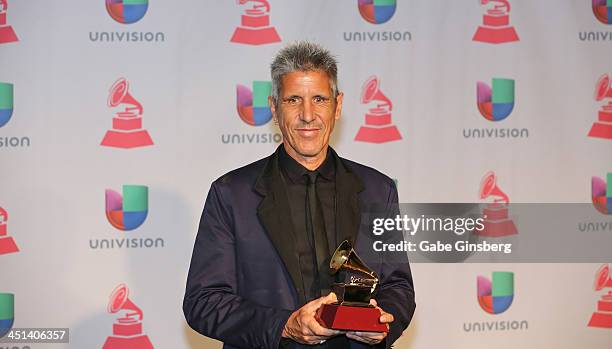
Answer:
[270,41,339,108]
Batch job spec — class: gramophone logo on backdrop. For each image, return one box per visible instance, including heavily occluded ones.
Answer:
[592,173,612,215]
[106,0,148,24]
[588,264,612,328]
[102,284,154,349]
[101,78,154,149]
[0,293,14,338]
[593,0,612,25]
[105,185,148,231]
[477,171,517,237]
[0,207,19,255]
[358,0,397,24]
[472,0,519,44]
[230,0,281,45]
[0,82,13,128]
[0,0,18,44]
[588,73,612,139]
[236,81,272,126]
[477,271,514,314]
[355,76,402,143]
[477,78,515,122]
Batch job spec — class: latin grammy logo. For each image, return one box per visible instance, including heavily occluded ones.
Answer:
[0,0,18,44]
[588,264,612,328]
[355,76,402,144]
[102,284,154,349]
[472,0,519,44]
[101,78,154,149]
[230,0,281,45]
[477,171,517,237]
[588,73,612,139]
[0,207,19,255]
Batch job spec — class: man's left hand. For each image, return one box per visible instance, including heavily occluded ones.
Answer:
[345,299,393,346]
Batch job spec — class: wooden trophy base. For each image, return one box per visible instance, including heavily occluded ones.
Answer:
[316,303,387,332]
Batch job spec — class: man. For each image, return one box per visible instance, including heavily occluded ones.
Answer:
[183,42,415,349]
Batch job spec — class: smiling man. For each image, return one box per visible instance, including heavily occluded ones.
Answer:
[183,42,415,349]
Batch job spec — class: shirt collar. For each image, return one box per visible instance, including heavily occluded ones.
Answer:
[278,145,336,183]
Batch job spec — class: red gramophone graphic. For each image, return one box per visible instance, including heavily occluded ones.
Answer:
[101,78,154,149]
[472,0,519,44]
[102,284,154,349]
[230,0,281,45]
[588,264,612,328]
[588,73,612,139]
[0,207,19,255]
[0,0,18,44]
[354,76,402,143]
[477,171,518,237]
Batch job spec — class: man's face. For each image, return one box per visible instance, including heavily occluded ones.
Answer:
[270,70,343,161]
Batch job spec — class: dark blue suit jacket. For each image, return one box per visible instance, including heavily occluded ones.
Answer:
[183,147,415,349]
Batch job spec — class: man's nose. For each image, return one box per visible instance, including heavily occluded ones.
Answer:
[300,100,315,123]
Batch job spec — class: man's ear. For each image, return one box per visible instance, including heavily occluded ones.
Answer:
[269,95,277,122]
[334,92,344,120]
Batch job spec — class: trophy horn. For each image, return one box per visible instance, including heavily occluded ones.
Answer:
[330,240,378,282]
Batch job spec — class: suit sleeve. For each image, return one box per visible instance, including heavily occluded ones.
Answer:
[375,182,416,348]
[183,181,292,349]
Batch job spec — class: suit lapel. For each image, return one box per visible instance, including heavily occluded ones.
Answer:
[255,148,305,305]
[332,149,365,249]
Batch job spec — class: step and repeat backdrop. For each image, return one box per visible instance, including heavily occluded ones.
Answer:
[1,1,611,348]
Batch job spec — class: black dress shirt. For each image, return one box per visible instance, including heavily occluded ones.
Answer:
[278,146,338,302]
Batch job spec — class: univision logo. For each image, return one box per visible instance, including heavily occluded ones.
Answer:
[105,185,148,231]
[592,173,612,215]
[463,271,528,333]
[89,0,165,43]
[477,78,514,122]
[345,0,411,42]
[0,82,31,148]
[477,271,514,314]
[464,78,528,139]
[593,0,612,25]
[221,81,281,145]
[358,0,397,24]
[0,293,14,338]
[0,82,13,128]
[236,81,272,126]
[106,0,149,24]
[90,185,163,250]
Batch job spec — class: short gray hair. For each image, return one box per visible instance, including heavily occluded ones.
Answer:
[270,41,339,108]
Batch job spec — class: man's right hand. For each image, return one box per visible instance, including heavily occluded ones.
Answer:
[282,293,344,345]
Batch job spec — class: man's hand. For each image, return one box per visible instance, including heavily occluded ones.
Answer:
[282,293,344,345]
[346,299,394,346]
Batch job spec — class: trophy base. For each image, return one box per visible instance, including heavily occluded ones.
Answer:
[355,125,402,143]
[0,26,18,44]
[0,236,19,255]
[316,303,387,332]
[472,26,519,44]
[230,27,281,45]
[588,312,612,328]
[101,130,154,149]
[102,334,154,349]
[476,219,517,237]
[588,122,612,139]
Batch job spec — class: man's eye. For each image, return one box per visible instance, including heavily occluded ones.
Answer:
[313,96,327,103]
[285,97,300,105]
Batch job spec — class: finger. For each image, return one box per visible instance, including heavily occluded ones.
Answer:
[346,332,384,344]
[380,312,394,324]
[308,318,342,337]
[308,293,336,311]
[325,292,338,304]
[369,298,378,307]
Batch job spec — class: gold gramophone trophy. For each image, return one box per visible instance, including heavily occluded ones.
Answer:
[315,240,387,332]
